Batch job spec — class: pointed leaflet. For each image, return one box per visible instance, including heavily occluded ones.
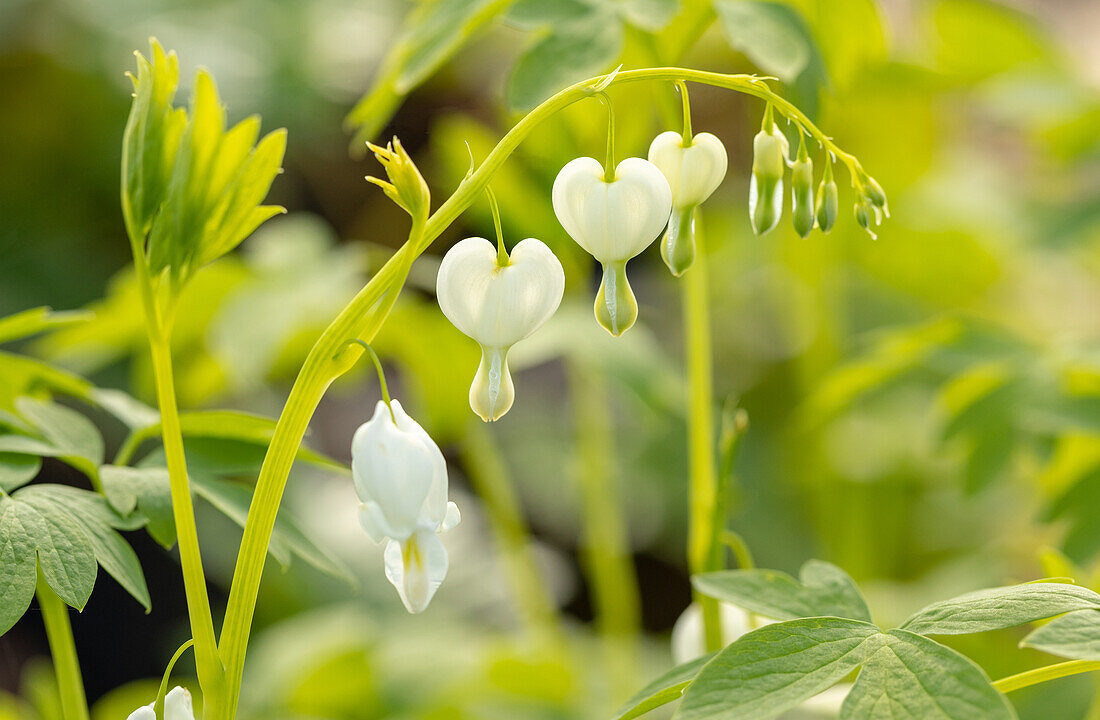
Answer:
[692,559,872,622]
[1023,609,1100,660]
[899,582,1100,636]
[612,653,715,720]
[840,629,1015,719]
[676,617,881,720]
[15,397,103,467]
[0,497,40,635]
[0,307,92,346]
[100,465,177,548]
[0,454,40,493]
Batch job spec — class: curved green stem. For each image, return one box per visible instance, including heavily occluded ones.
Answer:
[340,339,396,422]
[154,639,195,718]
[214,65,872,718]
[36,571,89,720]
[599,92,616,182]
[993,660,1100,693]
[676,80,692,145]
[459,423,563,646]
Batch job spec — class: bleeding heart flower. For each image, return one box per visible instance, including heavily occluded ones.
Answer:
[647,131,728,275]
[552,156,672,335]
[436,236,565,421]
[352,399,460,613]
[126,686,194,720]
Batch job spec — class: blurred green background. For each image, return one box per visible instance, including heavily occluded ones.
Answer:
[1,0,1100,718]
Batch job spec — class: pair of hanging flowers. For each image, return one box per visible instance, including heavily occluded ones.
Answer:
[349,82,886,614]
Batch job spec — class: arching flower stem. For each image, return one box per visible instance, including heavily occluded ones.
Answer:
[340,339,397,423]
[676,79,693,146]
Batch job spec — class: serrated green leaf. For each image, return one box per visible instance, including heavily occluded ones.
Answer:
[1022,609,1100,660]
[899,582,1100,636]
[0,497,39,635]
[841,629,1015,719]
[677,617,881,720]
[0,308,92,346]
[100,465,176,548]
[18,485,149,611]
[507,9,623,111]
[15,397,103,467]
[0,454,40,492]
[612,652,713,720]
[713,1,811,82]
[692,560,872,623]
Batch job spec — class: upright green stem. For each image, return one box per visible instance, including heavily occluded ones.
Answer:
[993,660,1100,693]
[566,359,641,703]
[682,211,722,651]
[36,572,89,720]
[459,423,563,646]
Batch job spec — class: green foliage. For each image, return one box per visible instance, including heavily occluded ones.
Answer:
[123,39,286,289]
[712,1,812,82]
[1022,609,1100,661]
[899,582,1100,636]
[611,652,714,720]
[692,560,872,623]
[0,308,91,346]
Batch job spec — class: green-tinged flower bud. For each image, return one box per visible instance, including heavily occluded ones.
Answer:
[749,106,788,236]
[366,137,430,225]
[594,261,638,337]
[854,198,877,240]
[791,136,814,238]
[815,161,838,233]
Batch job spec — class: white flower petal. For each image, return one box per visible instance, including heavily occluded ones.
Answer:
[164,687,195,720]
[126,706,156,720]
[648,131,728,208]
[440,501,461,532]
[384,528,449,613]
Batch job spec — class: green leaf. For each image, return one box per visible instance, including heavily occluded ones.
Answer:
[841,629,1015,719]
[677,617,881,720]
[346,0,516,146]
[0,497,40,635]
[15,397,103,467]
[506,0,594,28]
[100,465,176,549]
[0,454,40,493]
[612,653,714,720]
[18,485,149,611]
[899,582,1100,636]
[713,1,812,82]
[692,560,872,623]
[0,307,92,346]
[0,351,92,409]
[616,0,679,31]
[507,8,623,110]
[1022,609,1100,660]
[90,389,159,431]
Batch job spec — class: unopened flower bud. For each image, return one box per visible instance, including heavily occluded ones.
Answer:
[854,198,878,240]
[749,107,788,236]
[647,130,727,275]
[815,162,839,233]
[127,687,194,720]
[436,236,565,421]
[553,156,671,335]
[791,137,814,238]
[366,137,430,225]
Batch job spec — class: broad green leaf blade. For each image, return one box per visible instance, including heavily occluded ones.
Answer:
[15,397,104,466]
[505,0,592,29]
[19,485,149,611]
[7,495,97,610]
[0,454,40,492]
[1022,609,1100,660]
[899,582,1100,636]
[713,0,811,81]
[506,9,623,111]
[0,351,93,408]
[676,618,881,720]
[616,0,678,31]
[841,629,1015,719]
[0,308,92,346]
[0,496,40,635]
[90,389,159,431]
[100,465,176,548]
[0,435,62,457]
[692,560,872,623]
[612,653,714,720]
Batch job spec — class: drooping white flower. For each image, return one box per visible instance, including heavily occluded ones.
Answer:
[552,156,672,336]
[671,603,850,718]
[436,236,564,421]
[352,399,460,613]
[647,131,728,275]
[126,686,194,720]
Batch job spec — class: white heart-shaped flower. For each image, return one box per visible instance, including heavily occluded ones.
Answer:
[552,157,672,335]
[647,131,728,275]
[647,131,728,209]
[126,686,195,720]
[436,236,565,421]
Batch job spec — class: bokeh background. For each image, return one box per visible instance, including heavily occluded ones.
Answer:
[2,0,1100,718]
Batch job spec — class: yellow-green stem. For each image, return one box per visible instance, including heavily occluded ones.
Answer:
[567,359,641,703]
[993,660,1100,693]
[36,571,89,720]
[215,66,867,718]
[460,423,563,647]
[682,211,722,651]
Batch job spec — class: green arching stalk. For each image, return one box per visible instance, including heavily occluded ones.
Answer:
[681,211,722,652]
[35,571,89,720]
[215,66,872,718]
[566,359,642,702]
[154,639,195,718]
[993,660,1100,693]
[459,423,563,647]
